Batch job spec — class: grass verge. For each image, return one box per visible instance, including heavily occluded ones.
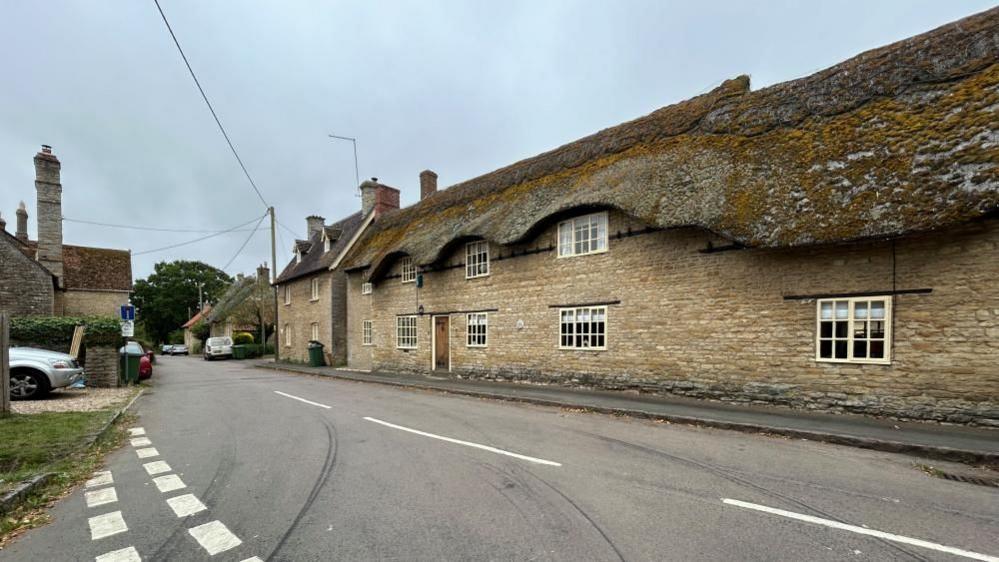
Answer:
[0,401,136,548]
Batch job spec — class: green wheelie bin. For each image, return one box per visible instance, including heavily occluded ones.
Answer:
[307,341,326,367]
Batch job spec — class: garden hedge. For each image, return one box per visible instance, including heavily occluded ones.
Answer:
[10,316,123,348]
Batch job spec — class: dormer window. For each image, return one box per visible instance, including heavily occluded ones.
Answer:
[465,241,489,279]
[295,249,302,264]
[558,212,608,258]
[324,236,331,253]
[400,257,417,283]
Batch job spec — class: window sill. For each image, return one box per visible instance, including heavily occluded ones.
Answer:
[558,347,607,352]
[816,358,891,366]
[466,345,488,348]
[465,274,490,280]
[556,248,608,259]
[310,298,320,302]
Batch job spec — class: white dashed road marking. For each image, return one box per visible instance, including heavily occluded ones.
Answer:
[363,416,563,467]
[722,498,999,562]
[86,471,114,488]
[95,545,141,562]
[166,494,207,517]
[143,461,171,476]
[135,447,159,459]
[127,427,145,436]
[88,511,128,540]
[84,487,118,508]
[130,437,152,447]
[274,390,332,409]
[240,558,264,562]
[188,520,243,555]
[153,474,186,493]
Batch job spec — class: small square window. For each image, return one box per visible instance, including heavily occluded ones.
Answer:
[361,282,373,295]
[559,306,606,350]
[816,297,891,364]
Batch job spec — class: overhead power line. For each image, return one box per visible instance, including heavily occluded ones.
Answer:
[64,216,259,233]
[152,0,269,209]
[132,214,267,256]
[277,220,301,240]
[222,214,268,271]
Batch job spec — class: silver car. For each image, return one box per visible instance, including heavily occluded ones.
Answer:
[9,347,85,400]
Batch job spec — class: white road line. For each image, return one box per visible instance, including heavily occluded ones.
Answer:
[188,520,243,555]
[240,558,264,562]
[722,498,999,562]
[274,390,331,409]
[166,494,207,517]
[88,511,128,540]
[153,474,186,493]
[135,447,159,459]
[363,416,562,467]
[127,427,145,436]
[130,437,152,447]
[86,471,114,488]
[142,460,171,476]
[84,487,118,508]
[95,545,141,562]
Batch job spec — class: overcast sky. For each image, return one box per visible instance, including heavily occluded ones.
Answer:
[1,0,993,281]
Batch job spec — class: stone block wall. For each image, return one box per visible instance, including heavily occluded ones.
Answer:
[0,237,54,316]
[346,210,999,425]
[62,290,129,317]
[277,271,333,363]
[84,345,119,388]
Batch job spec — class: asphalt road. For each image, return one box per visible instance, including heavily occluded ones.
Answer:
[3,356,997,561]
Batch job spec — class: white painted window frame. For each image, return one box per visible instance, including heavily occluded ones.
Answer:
[283,323,292,347]
[466,312,488,347]
[361,282,373,295]
[465,241,490,279]
[397,315,418,349]
[310,278,320,301]
[557,211,608,258]
[310,322,319,342]
[283,285,291,305]
[324,236,331,253]
[815,296,892,365]
[400,257,417,284]
[558,306,607,350]
[362,320,373,346]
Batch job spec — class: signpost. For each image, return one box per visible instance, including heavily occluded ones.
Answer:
[120,303,136,384]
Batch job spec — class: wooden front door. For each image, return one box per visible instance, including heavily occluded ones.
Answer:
[434,316,449,371]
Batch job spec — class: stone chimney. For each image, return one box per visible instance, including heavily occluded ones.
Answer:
[15,201,28,242]
[420,170,438,200]
[360,178,401,217]
[35,145,63,284]
[0,212,5,232]
[306,215,325,239]
[256,263,270,285]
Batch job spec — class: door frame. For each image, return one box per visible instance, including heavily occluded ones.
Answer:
[431,315,451,372]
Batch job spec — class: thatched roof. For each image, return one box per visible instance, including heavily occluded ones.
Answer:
[343,7,999,277]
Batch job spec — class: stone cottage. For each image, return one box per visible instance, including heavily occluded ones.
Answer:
[338,9,999,424]
[0,146,133,317]
[203,265,270,342]
[272,180,397,363]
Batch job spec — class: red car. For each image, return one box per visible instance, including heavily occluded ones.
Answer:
[139,352,153,380]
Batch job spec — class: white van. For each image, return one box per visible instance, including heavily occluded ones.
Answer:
[204,336,234,360]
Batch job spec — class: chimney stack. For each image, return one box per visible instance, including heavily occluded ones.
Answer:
[256,263,270,285]
[0,212,5,232]
[15,201,28,242]
[419,170,438,200]
[360,178,401,217]
[35,145,63,284]
[306,215,325,239]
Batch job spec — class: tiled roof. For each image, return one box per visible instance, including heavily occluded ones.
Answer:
[182,305,212,329]
[275,211,365,284]
[342,7,999,274]
[61,244,132,291]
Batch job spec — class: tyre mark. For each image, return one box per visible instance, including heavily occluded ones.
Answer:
[266,419,339,561]
[571,429,928,562]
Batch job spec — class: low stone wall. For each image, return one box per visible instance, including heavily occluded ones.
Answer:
[83,345,118,388]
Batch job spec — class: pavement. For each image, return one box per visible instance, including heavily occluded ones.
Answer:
[256,361,999,466]
[3,356,998,561]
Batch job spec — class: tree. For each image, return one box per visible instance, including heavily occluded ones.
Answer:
[132,261,232,344]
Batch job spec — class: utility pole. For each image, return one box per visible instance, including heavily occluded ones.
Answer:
[328,134,360,196]
[270,206,279,361]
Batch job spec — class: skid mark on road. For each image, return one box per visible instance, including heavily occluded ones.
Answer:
[364,416,562,466]
[723,498,999,562]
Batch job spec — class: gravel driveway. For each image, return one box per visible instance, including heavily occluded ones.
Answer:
[10,387,139,414]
